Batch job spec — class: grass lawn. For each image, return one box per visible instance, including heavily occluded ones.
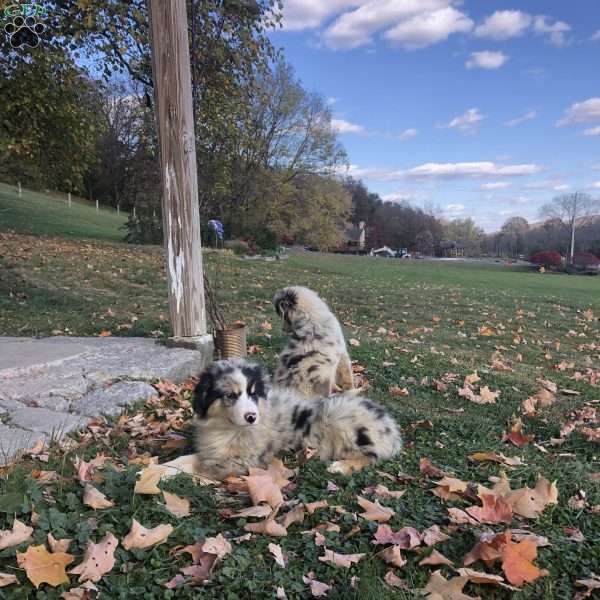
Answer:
[0,182,128,243]
[1,194,600,598]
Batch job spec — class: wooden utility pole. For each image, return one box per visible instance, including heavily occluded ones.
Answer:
[148,0,208,340]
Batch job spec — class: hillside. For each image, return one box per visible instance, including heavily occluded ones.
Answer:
[0,182,128,242]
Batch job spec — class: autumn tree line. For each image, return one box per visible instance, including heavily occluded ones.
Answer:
[1,0,598,257]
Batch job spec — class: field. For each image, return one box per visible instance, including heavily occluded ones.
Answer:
[1,189,600,599]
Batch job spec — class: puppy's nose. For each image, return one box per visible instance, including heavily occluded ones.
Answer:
[244,412,257,424]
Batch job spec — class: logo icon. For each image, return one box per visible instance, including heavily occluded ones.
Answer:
[3,3,46,48]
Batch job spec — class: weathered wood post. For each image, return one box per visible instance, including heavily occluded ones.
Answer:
[17,181,21,197]
[95,199,99,214]
[147,0,213,356]
[68,192,71,207]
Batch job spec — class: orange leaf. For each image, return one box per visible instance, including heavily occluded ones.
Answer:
[501,538,549,587]
[318,549,365,568]
[466,492,513,524]
[0,519,33,551]
[419,549,454,567]
[122,520,173,550]
[163,491,191,518]
[423,570,479,599]
[245,475,284,508]
[357,496,395,522]
[16,545,74,588]
[378,545,407,567]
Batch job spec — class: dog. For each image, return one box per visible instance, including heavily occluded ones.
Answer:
[272,286,354,397]
[193,359,402,480]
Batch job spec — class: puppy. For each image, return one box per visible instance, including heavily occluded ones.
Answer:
[273,286,354,397]
[193,359,402,480]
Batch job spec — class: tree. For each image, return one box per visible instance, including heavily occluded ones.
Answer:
[540,193,600,263]
[415,229,434,255]
[442,218,485,256]
[500,216,529,258]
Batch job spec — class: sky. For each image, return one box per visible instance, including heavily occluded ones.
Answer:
[269,0,600,231]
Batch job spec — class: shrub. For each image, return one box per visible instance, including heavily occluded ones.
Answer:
[224,239,250,256]
[123,212,163,245]
[530,251,562,268]
[573,252,600,268]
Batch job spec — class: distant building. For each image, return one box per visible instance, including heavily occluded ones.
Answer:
[340,221,367,253]
[440,241,465,258]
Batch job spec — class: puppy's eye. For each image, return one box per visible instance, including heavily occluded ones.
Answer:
[225,392,237,401]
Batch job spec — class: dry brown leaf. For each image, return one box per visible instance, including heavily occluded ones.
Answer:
[229,504,273,519]
[389,386,409,397]
[246,475,284,508]
[383,570,408,588]
[576,574,600,598]
[268,543,286,568]
[17,545,74,588]
[372,524,421,548]
[432,476,469,501]
[448,508,480,526]
[163,491,191,518]
[422,525,451,546]
[83,484,114,510]
[357,496,395,522]
[478,386,501,404]
[464,531,510,567]
[419,457,446,477]
[134,464,163,495]
[303,573,331,597]
[369,484,406,499]
[281,504,306,528]
[60,581,99,599]
[423,570,479,600]
[48,533,72,554]
[465,372,481,385]
[0,519,33,551]
[319,549,365,568]
[202,534,232,560]
[501,538,549,587]
[502,476,558,519]
[419,549,454,567]
[122,519,173,550]
[379,545,407,567]
[69,533,118,583]
[305,500,329,514]
[0,573,18,587]
[248,459,295,488]
[244,507,287,537]
[466,492,513,524]
[327,457,370,475]
[502,418,534,447]
[455,568,518,591]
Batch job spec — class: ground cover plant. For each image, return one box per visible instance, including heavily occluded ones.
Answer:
[1,195,600,598]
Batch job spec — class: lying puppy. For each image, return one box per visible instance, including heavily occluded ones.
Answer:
[273,286,354,397]
[193,359,402,480]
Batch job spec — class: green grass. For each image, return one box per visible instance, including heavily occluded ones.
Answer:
[0,182,128,242]
[1,226,600,598]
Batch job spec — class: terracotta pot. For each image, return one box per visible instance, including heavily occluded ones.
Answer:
[214,323,247,359]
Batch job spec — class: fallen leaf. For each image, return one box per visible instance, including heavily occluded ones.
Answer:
[420,457,446,477]
[576,574,600,598]
[502,418,534,447]
[419,550,454,567]
[305,500,329,514]
[163,491,191,518]
[357,496,395,522]
[448,508,480,526]
[0,573,18,587]
[134,464,163,495]
[389,386,409,397]
[248,459,295,488]
[319,548,365,568]
[423,570,479,600]
[369,484,406,499]
[122,519,173,550]
[244,507,287,537]
[327,457,370,475]
[60,581,99,599]
[466,492,513,524]
[303,573,330,597]
[501,538,548,587]
[229,504,273,519]
[373,525,421,549]
[432,477,469,501]
[503,476,558,519]
[202,534,232,560]
[422,525,451,546]
[48,533,72,553]
[384,570,408,588]
[349,338,360,347]
[455,568,518,591]
[378,545,407,567]
[246,475,284,508]
[17,545,74,588]
[479,386,500,404]
[83,484,114,510]
[269,543,286,568]
[69,533,118,583]
[464,531,510,567]
[281,504,305,528]
[0,519,33,551]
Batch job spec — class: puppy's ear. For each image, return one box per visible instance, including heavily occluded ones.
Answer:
[242,363,269,400]
[273,288,297,317]
[193,369,215,418]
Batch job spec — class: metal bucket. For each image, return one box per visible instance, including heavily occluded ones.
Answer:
[214,323,247,359]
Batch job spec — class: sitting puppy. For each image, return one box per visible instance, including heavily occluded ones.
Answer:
[273,286,354,397]
[193,359,402,480]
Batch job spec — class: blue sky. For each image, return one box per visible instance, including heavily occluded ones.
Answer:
[270,0,600,231]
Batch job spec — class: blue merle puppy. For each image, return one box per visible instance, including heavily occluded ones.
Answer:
[193,359,402,480]
[273,286,354,397]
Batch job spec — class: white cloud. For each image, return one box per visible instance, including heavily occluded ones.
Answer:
[280,0,365,31]
[331,118,365,134]
[443,108,484,134]
[584,126,600,137]
[554,184,571,192]
[481,182,511,190]
[557,98,600,126]
[532,15,570,46]
[592,181,600,189]
[465,50,508,70]
[524,180,569,191]
[474,10,570,45]
[592,30,600,42]
[398,128,418,141]
[445,203,465,213]
[326,97,339,105]
[504,110,538,127]
[383,6,473,50]
[382,192,412,202]
[474,10,531,40]
[512,196,531,204]
[403,161,541,179]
